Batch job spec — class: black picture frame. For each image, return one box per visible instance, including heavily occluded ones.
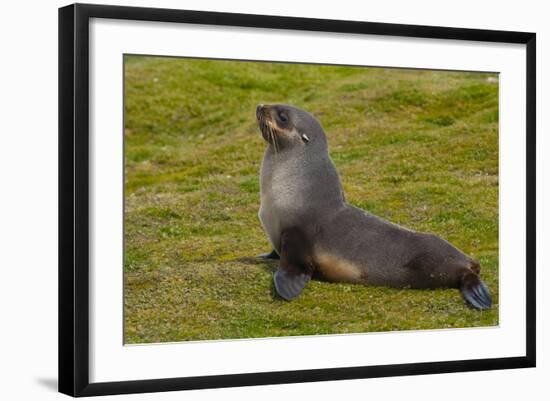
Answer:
[58,3,536,397]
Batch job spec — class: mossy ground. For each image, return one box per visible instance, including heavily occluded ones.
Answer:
[124,55,499,344]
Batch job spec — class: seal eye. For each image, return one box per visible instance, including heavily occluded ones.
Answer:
[278,111,288,123]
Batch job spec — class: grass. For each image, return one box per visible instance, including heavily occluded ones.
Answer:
[124,55,499,344]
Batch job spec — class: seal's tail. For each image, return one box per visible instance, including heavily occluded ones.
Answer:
[460,271,492,310]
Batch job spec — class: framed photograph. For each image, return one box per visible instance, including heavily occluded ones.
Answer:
[58,3,536,397]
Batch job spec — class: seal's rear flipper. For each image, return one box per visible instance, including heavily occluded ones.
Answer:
[258,250,280,260]
[460,272,492,310]
[273,227,314,301]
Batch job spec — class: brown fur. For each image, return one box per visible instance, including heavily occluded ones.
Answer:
[314,253,365,284]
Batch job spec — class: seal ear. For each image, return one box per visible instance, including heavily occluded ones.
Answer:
[273,227,314,301]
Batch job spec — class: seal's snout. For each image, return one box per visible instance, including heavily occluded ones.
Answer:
[256,104,264,121]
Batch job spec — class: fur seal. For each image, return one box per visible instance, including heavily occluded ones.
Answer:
[256,103,492,310]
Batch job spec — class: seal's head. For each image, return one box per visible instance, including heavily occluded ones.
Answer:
[256,104,327,152]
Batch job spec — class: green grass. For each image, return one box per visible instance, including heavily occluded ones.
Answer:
[124,55,499,344]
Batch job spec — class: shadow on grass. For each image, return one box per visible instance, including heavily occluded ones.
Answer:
[233,256,285,300]
[234,256,278,272]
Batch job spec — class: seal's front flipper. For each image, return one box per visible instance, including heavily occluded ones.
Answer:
[258,250,280,260]
[274,268,311,300]
[460,272,492,310]
[273,227,314,301]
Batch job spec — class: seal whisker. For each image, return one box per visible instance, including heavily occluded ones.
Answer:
[273,127,280,154]
[268,125,274,152]
[261,119,277,153]
[269,127,273,150]
[269,124,279,153]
